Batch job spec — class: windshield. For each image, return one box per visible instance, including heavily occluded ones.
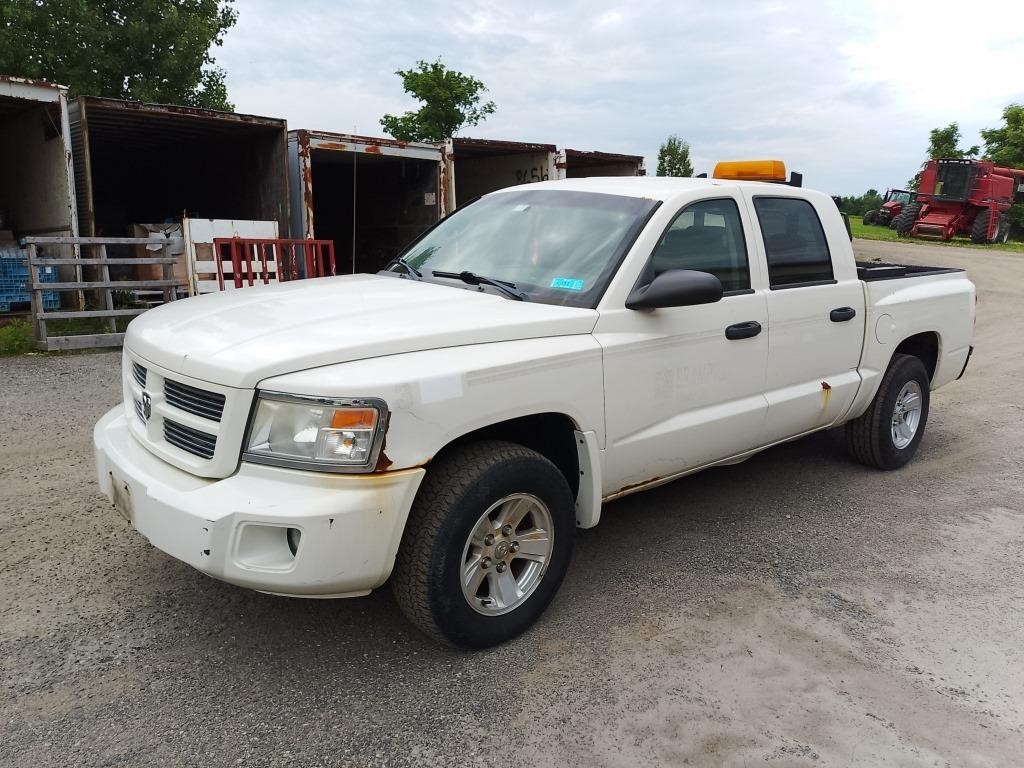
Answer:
[390,189,658,307]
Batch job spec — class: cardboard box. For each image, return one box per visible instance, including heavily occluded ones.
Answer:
[130,224,187,284]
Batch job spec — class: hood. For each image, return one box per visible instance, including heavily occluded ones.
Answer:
[126,274,599,388]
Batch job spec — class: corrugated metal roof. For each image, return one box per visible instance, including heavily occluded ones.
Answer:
[451,137,557,157]
[564,148,644,166]
[77,96,286,151]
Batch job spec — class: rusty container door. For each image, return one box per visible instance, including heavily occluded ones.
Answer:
[288,130,443,275]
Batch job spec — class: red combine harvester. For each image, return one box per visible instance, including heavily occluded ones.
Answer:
[895,158,1024,243]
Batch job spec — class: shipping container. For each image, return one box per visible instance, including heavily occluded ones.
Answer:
[555,148,645,178]
[288,130,442,275]
[68,96,289,239]
[0,76,78,243]
[443,137,558,211]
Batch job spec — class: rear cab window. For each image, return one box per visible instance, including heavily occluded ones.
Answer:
[753,197,835,288]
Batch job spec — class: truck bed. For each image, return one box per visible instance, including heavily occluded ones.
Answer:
[856,261,964,282]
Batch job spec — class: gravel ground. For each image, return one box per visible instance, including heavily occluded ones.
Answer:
[1,239,1022,767]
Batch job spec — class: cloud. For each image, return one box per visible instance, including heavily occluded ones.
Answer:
[219,0,1024,194]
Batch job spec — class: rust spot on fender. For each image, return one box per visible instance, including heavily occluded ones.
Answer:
[820,381,832,412]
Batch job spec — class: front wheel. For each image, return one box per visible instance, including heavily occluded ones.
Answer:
[845,354,930,470]
[391,440,575,648]
[971,209,994,244]
[894,204,920,237]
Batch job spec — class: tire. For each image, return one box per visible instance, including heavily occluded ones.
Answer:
[971,209,994,244]
[862,210,877,225]
[845,354,930,470]
[893,204,920,237]
[391,440,575,649]
[997,213,1010,244]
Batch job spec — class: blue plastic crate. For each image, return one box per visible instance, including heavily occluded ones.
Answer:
[0,248,58,312]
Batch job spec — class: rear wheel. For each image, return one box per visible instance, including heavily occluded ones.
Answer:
[893,204,920,237]
[970,209,993,243]
[997,213,1010,244]
[391,440,575,648]
[845,354,930,470]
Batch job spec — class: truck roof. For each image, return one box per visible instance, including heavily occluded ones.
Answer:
[489,176,817,203]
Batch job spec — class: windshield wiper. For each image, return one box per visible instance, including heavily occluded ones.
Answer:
[431,270,528,301]
[384,256,423,280]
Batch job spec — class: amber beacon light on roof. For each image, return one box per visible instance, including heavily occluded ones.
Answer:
[712,160,803,187]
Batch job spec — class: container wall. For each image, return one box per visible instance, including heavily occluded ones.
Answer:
[0,102,75,236]
[452,152,555,206]
[310,150,439,275]
[564,160,642,178]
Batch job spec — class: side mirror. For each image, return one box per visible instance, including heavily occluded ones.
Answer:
[625,269,723,310]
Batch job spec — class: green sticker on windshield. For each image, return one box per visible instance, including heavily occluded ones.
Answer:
[550,277,585,291]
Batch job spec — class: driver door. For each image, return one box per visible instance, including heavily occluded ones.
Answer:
[594,196,770,496]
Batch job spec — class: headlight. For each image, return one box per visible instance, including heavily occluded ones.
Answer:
[242,391,389,473]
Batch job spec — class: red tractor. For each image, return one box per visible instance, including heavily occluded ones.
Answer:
[862,188,913,227]
[895,158,1024,243]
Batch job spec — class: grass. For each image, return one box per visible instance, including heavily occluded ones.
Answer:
[0,319,34,355]
[848,216,1024,253]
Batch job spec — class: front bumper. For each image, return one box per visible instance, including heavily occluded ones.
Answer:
[94,407,425,597]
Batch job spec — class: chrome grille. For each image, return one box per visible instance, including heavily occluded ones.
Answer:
[133,398,145,422]
[164,379,226,422]
[164,419,217,459]
[132,362,147,388]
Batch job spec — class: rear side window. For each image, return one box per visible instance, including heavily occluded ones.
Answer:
[650,198,750,292]
[754,197,834,288]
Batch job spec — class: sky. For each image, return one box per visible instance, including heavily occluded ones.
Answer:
[217,0,1024,196]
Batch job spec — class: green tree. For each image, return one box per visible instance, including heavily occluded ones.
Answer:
[656,135,693,177]
[0,0,237,111]
[907,122,980,189]
[837,189,884,216]
[380,59,496,142]
[981,104,1024,232]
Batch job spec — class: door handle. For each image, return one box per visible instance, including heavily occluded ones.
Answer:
[725,321,762,340]
[830,307,857,322]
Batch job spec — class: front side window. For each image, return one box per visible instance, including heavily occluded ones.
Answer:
[754,197,834,288]
[649,198,750,292]
[392,189,658,308]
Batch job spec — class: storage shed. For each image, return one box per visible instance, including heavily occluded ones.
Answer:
[68,97,289,239]
[288,130,442,275]
[0,76,78,242]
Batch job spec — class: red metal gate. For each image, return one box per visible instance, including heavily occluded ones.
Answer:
[212,238,336,290]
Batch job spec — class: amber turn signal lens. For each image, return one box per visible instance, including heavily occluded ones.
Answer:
[330,408,377,430]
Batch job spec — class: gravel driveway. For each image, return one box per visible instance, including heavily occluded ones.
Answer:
[2,239,1022,767]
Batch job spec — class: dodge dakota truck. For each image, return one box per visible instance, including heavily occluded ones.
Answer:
[94,161,976,648]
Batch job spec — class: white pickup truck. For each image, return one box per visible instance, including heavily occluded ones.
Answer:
[95,164,975,648]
